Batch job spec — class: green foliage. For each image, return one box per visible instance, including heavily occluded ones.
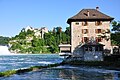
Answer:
[111,21,120,46]
[0,70,16,77]
[0,36,10,45]
[10,43,22,50]
[112,21,120,32]
[9,26,70,53]
[0,63,61,77]
[111,33,120,45]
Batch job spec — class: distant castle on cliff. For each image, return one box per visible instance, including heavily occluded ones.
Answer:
[22,26,48,38]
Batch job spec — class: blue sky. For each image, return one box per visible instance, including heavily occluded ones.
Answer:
[0,0,120,37]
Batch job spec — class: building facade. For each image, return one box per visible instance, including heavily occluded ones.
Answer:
[23,26,48,39]
[67,7,114,55]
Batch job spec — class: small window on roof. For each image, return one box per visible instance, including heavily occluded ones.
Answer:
[75,22,79,25]
[84,13,88,16]
[93,14,96,16]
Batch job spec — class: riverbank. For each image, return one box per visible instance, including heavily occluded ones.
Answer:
[0,63,62,77]
[1,60,120,77]
[62,60,120,71]
[0,61,119,78]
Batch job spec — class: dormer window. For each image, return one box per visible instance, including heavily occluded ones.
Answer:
[93,14,96,17]
[95,21,102,26]
[82,21,88,26]
[83,13,88,16]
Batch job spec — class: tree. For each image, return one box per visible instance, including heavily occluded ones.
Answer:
[65,27,70,36]
[111,33,120,46]
[65,27,70,43]
[0,36,10,45]
[111,21,120,46]
[9,26,71,53]
[56,27,62,34]
[112,21,120,33]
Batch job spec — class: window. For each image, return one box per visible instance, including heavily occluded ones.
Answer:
[85,47,89,51]
[82,21,88,26]
[95,21,102,26]
[82,29,88,34]
[95,29,101,33]
[75,22,79,25]
[96,37,102,42]
[84,37,89,42]
[85,47,93,51]
[95,46,99,51]
[99,46,103,51]
[89,47,92,51]
[93,14,96,17]
[95,46,103,51]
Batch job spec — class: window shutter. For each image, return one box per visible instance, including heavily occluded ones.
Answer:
[82,22,84,26]
[95,29,98,33]
[95,29,97,33]
[96,37,98,42]
[95,21,97,26]
[101,37,103,41]
[87,37,89,42]
[82,37,84,43]
[100,21,102,25]
[87,29,88,33]
[82,29,84,33]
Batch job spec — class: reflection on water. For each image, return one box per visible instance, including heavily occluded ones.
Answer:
[1,66,120,80]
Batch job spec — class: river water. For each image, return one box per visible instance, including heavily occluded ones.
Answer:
[0,54,120,80]
[0,54,63,72]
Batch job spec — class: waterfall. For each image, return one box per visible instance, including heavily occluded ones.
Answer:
[0,46,13,55]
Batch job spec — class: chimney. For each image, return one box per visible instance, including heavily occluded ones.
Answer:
[96,7,99,11]
[87,10,89,16]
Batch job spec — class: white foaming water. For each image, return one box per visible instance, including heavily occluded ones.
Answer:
[38,61,53,64]
[0,46,14,55]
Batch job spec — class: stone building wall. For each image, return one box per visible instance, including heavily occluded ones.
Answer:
[71,21,111,53]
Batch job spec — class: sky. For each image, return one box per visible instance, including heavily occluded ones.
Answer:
[0,0,120,37]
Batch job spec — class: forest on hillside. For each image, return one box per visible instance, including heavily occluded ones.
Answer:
[0,36,9,45]
[8,27,70,53]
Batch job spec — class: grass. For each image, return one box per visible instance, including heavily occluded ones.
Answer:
[0,70,16,77]
[0,63,62,77]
